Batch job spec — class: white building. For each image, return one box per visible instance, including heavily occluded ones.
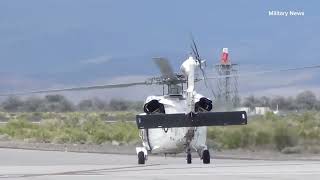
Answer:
[255,107,271,115]
[236,106,272,116]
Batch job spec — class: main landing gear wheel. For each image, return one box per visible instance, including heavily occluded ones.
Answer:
[202,150,210,164]
[187,153,192,164]
[138,151,145,164]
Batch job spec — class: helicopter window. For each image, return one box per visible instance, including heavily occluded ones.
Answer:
[166,84,182,95]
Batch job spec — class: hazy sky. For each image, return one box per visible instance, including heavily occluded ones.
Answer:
[0,0,319,101]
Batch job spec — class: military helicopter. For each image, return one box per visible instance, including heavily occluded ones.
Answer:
[1,39,319,165]
[134,57,247,164]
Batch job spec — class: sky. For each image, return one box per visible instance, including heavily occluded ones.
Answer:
[0,0,320,102]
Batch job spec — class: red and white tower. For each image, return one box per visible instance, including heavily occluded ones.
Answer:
[221,48,229,65]
[215,48,239,108]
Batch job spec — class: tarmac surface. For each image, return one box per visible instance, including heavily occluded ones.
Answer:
[0,148,320,180]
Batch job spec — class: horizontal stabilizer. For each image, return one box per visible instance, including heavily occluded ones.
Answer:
[136,111,247,129]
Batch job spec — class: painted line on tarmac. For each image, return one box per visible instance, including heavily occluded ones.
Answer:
[0,164,163,179]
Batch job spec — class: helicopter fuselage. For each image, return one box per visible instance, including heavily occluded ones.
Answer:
[139,93,208,155]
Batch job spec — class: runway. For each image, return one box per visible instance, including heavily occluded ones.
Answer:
[0,148,320,180]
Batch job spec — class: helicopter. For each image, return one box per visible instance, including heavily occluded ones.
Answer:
[134,54,247,164]
[1,39,320,165]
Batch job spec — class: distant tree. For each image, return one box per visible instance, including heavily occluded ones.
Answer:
[315,100,320,110]
[128,101,144,111]
[108,99,129,111]
[23,97,44,112]
[270,96,298,111]
[242,95,259,109]
[259,96,271,107]
[38,95,75,112]
[285,97,297,110]
[271,96,287,110]
[45,94,65,102]
[92,98,107,111]
[295,91,317,110]
[1,95,143,112]
[78,99,94,111]
[2,96,25,112]
[242,95,297,111]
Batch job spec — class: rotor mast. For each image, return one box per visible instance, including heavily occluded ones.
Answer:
[181,56,198,112]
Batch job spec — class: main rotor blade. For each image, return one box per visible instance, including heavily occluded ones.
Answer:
[205,65,320,80]
[153,57,177,80]
[0,81,149,97]
[189,35,216,97]
[190,34,200,60]
[191,37,200,60]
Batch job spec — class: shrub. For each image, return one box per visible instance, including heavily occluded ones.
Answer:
[273,123,298,150]
[255,130,271,146]
[221,129,242,149]
[91,129,110,144]
[1,111,319,152]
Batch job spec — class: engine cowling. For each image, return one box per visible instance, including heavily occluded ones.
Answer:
[195,97,213,112]
[143,100,165,114]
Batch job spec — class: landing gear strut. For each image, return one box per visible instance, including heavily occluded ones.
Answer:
[202,149,210,164]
